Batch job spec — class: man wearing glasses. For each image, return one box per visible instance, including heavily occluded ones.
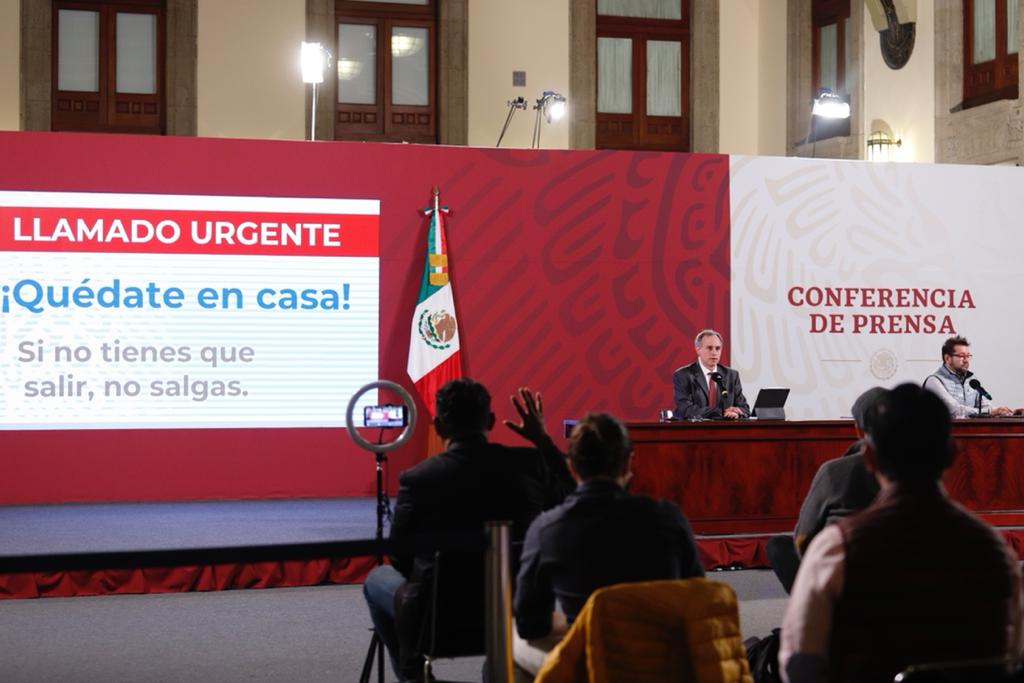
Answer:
[672,328,750,420]
[923,335,1015,417]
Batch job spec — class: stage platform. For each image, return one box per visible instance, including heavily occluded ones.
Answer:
[3,497,1021,600]
[0,497,786,600]
[0,499,380,600]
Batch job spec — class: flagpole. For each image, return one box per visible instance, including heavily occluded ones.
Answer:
[432,187,440,258]
[425,186,447,457]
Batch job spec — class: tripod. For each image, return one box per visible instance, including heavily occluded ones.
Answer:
[359,448,392,683]
[344,380,417,683]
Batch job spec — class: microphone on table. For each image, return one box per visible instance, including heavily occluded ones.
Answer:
[710,372,728,398]
[969,378,992,400]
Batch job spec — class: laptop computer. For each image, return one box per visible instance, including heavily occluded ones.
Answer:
[752,388,790,420]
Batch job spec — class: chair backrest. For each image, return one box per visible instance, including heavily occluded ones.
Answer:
[536,578,753,683]
[420,548,487,660]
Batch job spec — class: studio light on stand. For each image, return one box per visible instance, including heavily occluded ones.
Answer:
[808,87,850,158]
[301,41,331,141]
[531,90,567,149]
[496,96,527,147]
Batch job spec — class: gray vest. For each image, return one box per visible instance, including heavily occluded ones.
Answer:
[925,364,985,414]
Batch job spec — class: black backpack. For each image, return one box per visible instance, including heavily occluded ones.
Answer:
[745,628,782,683]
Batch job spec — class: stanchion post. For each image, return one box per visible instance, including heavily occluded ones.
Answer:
[484,521,514,683]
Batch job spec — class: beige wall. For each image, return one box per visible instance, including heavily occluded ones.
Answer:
[719,0,759,155]
[757,2,787,156]
[862,1,935,162]
[468,0,570,149]
[0,0,19,131]
[0,0,945,160]
[719,0,786,156]
[197,0,306,140]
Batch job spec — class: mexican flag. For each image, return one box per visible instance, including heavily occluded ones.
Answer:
[407,194,462,416]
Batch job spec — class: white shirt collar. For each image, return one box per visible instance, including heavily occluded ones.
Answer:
[698,360,718,376]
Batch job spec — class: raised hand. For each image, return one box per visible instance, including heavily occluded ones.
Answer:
[503,387,551,447]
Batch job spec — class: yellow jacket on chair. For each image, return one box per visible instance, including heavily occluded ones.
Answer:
[535,578,753,683]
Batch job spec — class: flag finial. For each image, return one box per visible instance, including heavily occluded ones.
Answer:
[409,189,462,416]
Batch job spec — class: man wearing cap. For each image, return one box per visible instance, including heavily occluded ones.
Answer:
[780,385,1023,683]
[766,387,885,593]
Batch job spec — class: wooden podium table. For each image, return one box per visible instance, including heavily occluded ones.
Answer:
[625,418,1024,535]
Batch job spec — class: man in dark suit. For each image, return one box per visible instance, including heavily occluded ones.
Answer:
[362,378,573,681]
[672,328,750,419]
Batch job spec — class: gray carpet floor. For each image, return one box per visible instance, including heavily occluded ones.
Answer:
[0,499,789,681]
[0,570,787,683]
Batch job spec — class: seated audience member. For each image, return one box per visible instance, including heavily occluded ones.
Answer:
[923,334,1019,417]
[513,412,704,677]
[362,379,573,681]
[673,328,750,420]
[779,384,1023,683]
[766,387,885,593]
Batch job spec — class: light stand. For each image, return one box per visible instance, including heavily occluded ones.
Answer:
[496,96,527,147]
[312,82,319,141]
[531,90,566,149]
[301,42,331,142]
[347,381,417,683]
[355,452,389,683]
[358,449,391,683]
[810,114,818,159]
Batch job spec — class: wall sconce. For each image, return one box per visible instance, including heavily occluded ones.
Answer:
[867,119,902,162]
[531,91,567,149]
[300,41,331,141]
[496,96,527,147]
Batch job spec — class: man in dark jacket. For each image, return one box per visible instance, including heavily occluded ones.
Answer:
[362,378,573,681]
[512,412,704,676]
[766,387,885,593]
[780,384,1022,683]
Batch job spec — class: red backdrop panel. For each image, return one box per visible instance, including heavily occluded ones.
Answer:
[0,132,730,503]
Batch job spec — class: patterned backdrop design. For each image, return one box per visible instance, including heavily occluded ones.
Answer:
[730,155,1024,420]
[0,133,729,503]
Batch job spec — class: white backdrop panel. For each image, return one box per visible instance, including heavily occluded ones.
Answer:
[729,155,1024,419]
